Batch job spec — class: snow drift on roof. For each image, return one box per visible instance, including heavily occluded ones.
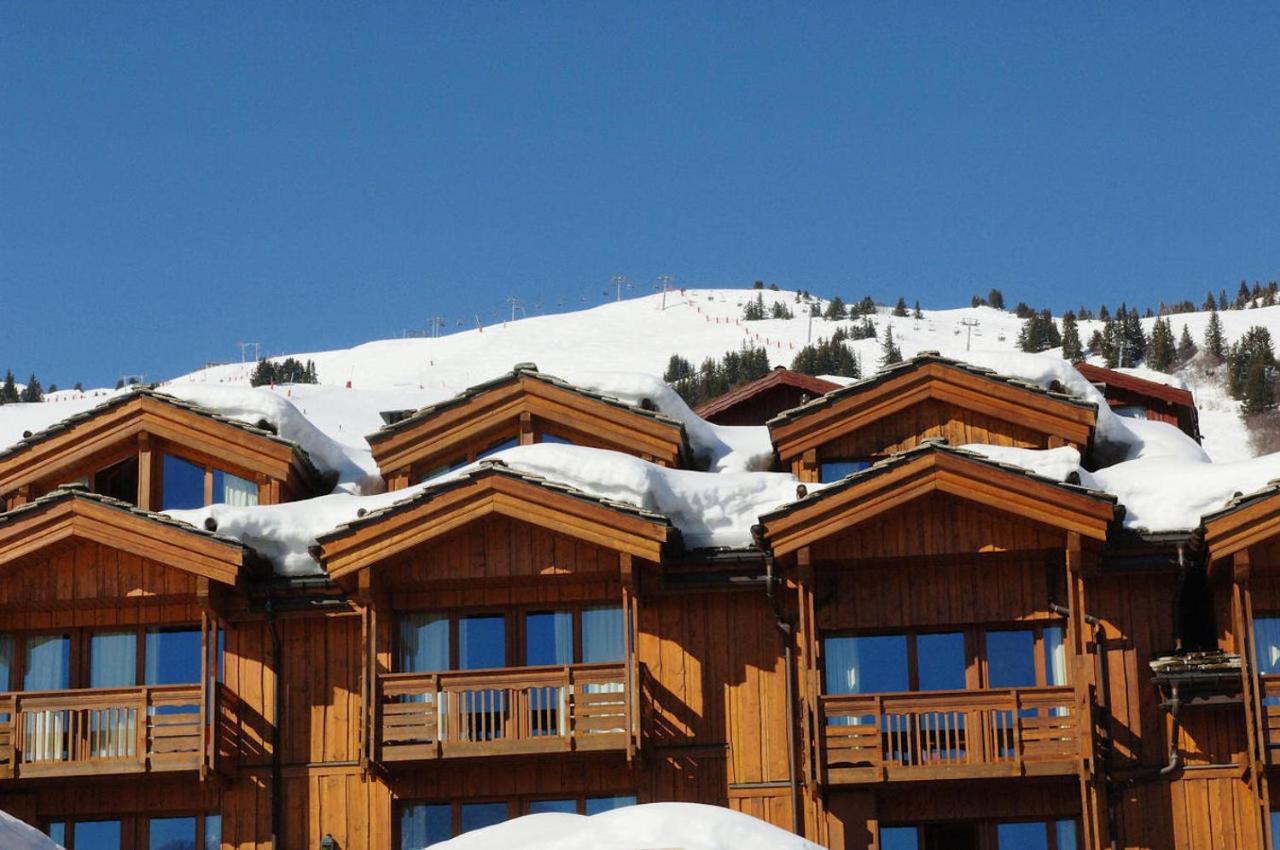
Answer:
[430,802,822,850]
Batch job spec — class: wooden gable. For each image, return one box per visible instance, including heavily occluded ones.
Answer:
[767,356,1097,479]
[0,389,326,510]
[1204,486,1280,578]
[0,490,247,593]
[318,466,675,582]
[759,447,1115,559]
[367,369,692,489]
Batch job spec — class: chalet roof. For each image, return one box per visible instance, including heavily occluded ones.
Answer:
[1073,362,1196,409]
[366,365,689,446]
[0,385,327,486]
[694,368,842,420]
[759,440,1117,524]
[1201,479,1280,525]
[766,352,1096,429]
[317,459,675,545]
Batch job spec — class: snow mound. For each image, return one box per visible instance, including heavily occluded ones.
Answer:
[431,803,821,850]
[1114,366,1189,391]
[0,810,62,849]
[958,445,1082,482]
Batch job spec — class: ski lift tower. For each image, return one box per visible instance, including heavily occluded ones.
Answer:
[611,275,628,302]
[960,318,980,352]
[654,274,674,310]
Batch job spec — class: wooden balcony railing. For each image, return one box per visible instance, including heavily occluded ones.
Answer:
[1259,677,1280,763]
[0,684,224,780]
[376,662,634,762]
[819,685,1080,784]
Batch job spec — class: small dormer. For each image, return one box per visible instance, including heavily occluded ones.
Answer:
[367,365,693,490]
[767,354,1098,483]
[0,387,329,512]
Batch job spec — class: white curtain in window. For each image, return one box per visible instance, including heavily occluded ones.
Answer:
[582,607,624,664]
[221,473,259,507]
[398,614,449,673]
[1256,618,1280,675]
[24,635,69,691]
[90,632,137,688]
[1045,626,1068,686]
[823,637,861,694]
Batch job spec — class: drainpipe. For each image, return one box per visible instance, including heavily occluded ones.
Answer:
[755,526,802,837]
[267,595,284,850]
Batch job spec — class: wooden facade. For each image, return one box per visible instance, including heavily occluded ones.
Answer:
[1073,363,1201,443]
[695,368,841,427]
[0,358,1269,849]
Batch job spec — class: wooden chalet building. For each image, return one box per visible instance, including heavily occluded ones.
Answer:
[0,362,1273,850]
[694,368,842,427]
[1073,363,1201,443]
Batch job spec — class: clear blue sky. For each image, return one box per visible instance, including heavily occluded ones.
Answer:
[3,3,1278,387]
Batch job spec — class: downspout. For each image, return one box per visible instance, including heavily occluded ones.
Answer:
[755,526,802,837]
[267,595,284,850]
[1050,601,1119,850]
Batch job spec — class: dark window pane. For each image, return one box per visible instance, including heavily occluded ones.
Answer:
[163,454,206,510]
[823,635,908,694]
[528,799,577,814]
[917,633,965,691]
[91,631,138,688]
[996,821,1049,850]
[458,616,505,670]
[145,628,201,685]
[94,455,139,505]
[149,816,197,850]
[399,803,451,849]
[75,820,122,850]
[476,438,518,460]
[582,606,624,664]
[819,460,871,483]
[459,802,508,834]
[986,630,1037,688]
[526,611,573,667]
[1256,618,1280,675]
[880,826,920,850]
[24,634,70,691]
[584,795,636,815]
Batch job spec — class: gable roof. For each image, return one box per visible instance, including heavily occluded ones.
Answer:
[0,485,256,585]
[1202,479,1280,562]
[758,441,1117,557]
[317,460,677,580]
[0,386,329,497]
[1073,363,1196,409]
[767,352,1098,460]
[366,365,693,473]
[694,368,841,421]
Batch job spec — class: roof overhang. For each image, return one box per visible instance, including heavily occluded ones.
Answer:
[0,492,246,586]
[318,467,675,581]
[367,372,691,475]
[759,447,1115,558]
[1204,488,1280,565]
[768,360,1097,461]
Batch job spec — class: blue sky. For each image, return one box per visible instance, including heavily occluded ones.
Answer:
[3,3,1278,387]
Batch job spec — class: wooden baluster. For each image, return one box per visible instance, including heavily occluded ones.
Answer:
[1012,690,1025,774]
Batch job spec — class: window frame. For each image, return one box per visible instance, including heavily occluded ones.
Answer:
[0,623,211,693]
[396,794,637,847]
[161,450,260,509]
[45,811,220,850]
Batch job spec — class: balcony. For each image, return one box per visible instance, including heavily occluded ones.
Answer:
[376,662,636,763]
[819,686,1080,784]
[0,684,227,780]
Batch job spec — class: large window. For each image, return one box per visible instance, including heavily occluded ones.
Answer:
[819,459,872,483]
[880,819,1077,850]
[47,814,219,850]
[398,796,635,848]
[0,626,205,692]
[47,819,121,850]
[1254,616,1280,675]
[162,453,259,510]
[822,624,1066,696]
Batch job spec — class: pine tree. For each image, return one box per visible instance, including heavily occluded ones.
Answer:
[1220,289,1229,311]
[18,374,43,403]
[769,300,794,320]
[791,329,861,379]
[987,289,1005,310]
[0,370,18,403]
[892,297,908,318]
[47,384,58,394]
[1204,309,1226,361]
[1176,325,1197,364]
[250,360,276,387]
[971,295,986,308]
[879,326,903,368]
[1061,313,1083,361]
[73,382,84,392]
[822,296,847,321]
[1240,360,1275,415]
[1145,318,1176,372]
[912,300,923,320]
[742,293,766,321]
[1087,330,1105,359]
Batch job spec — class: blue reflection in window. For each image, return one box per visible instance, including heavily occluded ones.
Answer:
[1056,820,1078,850]
[823,635,908,694]
[528,799,577,814]
[819,460,871,483]
[75,820,123,850]
[149,815,197,850]
[585,795,636,815]
[205,815,221,850]
[1256,617,1280,675]
[540,433,575,446]
[459,802,508,834]
[526,611,573,667]
[146,628,201,685]
[399,803,451,849]
[162,454,206,510]
[458,616,505,670]
[986,630,1037,688]
[917,632,966,691]
[46,823,66,845]
[997,821,1048,849]
[880,826,920,850]
[477,438,518,460]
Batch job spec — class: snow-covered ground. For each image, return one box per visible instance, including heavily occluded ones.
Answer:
[3,289,1278,576]
[0,809,60,849]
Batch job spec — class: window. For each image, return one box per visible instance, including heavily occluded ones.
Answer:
[1113,405,1149,420]
[996,819,1078,849]
[1255,616,1280,675]
[46,819,122,850]
[525,611,573,667]
[418,457,466,484]
[881,820,1077,850]
[399,796,636,847]
[582,606,624,664]
[47,815,219,850]
[476,437,518,460]
[0,626,207,693]
[90,631,138,688]
[459,615,505,670]
[93,455,140,505]
[145,627,202,685]
[163,453,260,509]
[1272,810,1280,850]
[879,826,920,850]
[24,634,70,691]
[819,459,872,483]
[540,433,575,446]
[528,799,577,814]
[824,634,909,695]
[584,795,636,815]
[399,613,450,673]
[986,630,1037,688]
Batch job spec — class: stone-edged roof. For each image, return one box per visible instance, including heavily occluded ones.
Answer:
[0,483,260,556]
[0,385,328,488]
[365,364,689,446]
[758,439,1118,523]
[766,351,1097,429]
[1201,479,1280,526]
[317,459,676,545]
